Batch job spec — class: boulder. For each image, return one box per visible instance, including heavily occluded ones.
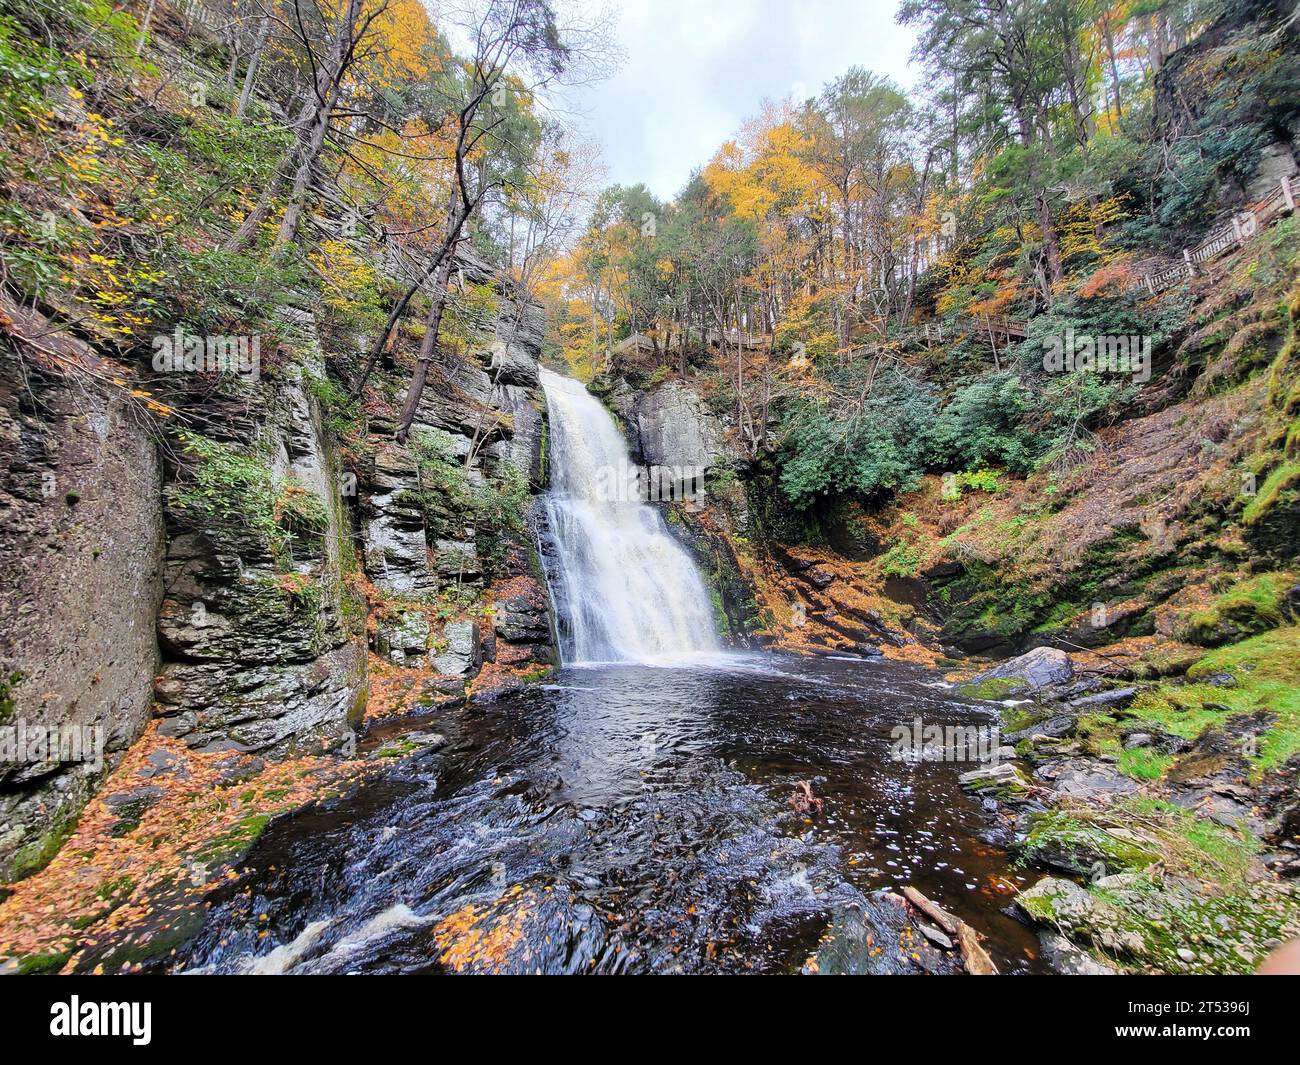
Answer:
[377,610,431,667]
[968,646,1072,693]
[433,620,482,676]
[1005,715,1077,744]
[1037,930,1117,975]
[1067,686,1138,711]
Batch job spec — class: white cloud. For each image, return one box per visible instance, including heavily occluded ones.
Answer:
[574,0,919,199]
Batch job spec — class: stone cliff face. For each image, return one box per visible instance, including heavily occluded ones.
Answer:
[0,243,556,882]
[359,246,555,695]
[0,303,165,881]
[150,303,365,756]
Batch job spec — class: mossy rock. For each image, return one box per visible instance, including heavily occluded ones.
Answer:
[1184,571,1292,646]
[958,675,1025,701]
[1017,874,1300,974]
[1018,811,1162,877]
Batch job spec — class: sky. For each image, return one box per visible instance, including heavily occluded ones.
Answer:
[569,0,919,200]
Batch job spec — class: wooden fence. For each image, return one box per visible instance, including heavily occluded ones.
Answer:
[1140,175,1296,294]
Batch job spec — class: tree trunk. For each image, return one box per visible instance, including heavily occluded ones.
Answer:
[1101,11,1123,123]
[394,252,458,443]
[235,15,272,120]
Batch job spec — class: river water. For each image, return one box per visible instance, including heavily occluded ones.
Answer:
[174,654,1044,974]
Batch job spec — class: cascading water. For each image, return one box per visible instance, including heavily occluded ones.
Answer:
[538,368,721,664]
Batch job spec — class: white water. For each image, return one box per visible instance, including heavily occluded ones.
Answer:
[539,368,721,665]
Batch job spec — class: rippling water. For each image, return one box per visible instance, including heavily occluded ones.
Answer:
[175,655,1046,974]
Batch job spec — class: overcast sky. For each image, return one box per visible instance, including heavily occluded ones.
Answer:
[567,0,919,200]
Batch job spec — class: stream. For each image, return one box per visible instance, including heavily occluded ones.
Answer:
[174,654,1045,974]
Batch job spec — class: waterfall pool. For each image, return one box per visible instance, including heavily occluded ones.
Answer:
[173,654,1048,974]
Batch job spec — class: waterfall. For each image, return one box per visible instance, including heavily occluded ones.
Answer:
[538,368,721,665]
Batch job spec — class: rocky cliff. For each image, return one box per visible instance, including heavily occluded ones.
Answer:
[1,183,553,892]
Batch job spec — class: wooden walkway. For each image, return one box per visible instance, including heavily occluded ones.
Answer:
[921,314,1028,344]
[1139,175,1296,294]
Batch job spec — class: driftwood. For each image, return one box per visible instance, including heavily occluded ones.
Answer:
[901,885,959,935]
[901,885,999,976]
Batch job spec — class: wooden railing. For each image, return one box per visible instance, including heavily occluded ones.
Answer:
[921,314,1028,343]
[1140,174,1296,294]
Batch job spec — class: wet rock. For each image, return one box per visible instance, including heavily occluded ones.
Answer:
[918,923,953,950]
[959,763,1030,803]
[1121,727,1189,754]
[433,620,482,676]
[968,646,1072,694]
[103,785,164,811]
[803,899,960,975]
[1037,930,1117,975]
[1067,686,1138,711]
[214,756,265,788]
[804,569,835,589]
[103,785,164,836]
[154,640,363,754]
[137,749,187,780]
[1005,715,1076,744]
[373,731,448,760]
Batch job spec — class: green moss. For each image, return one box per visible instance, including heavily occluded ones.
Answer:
[1120,797,1260,884]
[958,675,1024,701]
[1022,797,1258,886]
[1185,570,1292,645]
[1243,460,1300,524]
[194,812,272,866]
[879,537,924,577]
[15,949,73,975]
[8,807,80,883]
[0,669,20,726]
[1019,873,1300,974]
[1117,746,1174,781]
[1020,809,1163,876]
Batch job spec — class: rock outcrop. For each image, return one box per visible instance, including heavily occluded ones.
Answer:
[151,309,366,756]
[0,318,165,882]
